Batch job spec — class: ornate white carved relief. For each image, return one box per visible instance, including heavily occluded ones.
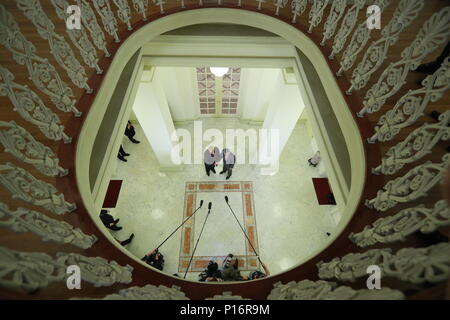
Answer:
[0,121,68,177]
[77,0,111,57]
[347,0,424,95]
[93,285,189,300]
[268,280,405,300]
[358,7,450,117]
[0,66,71,144]
[92,0,120,43]
[50,0,103,74]
[0,246,132,292]
[350,200,450,247]
[0,202,97,249]
[56,253,133,287]
[16,0,91,93]
[206,292,250,300]
[113,0,133,31]
[320,0,347,46]
[133,0,149,20]
[274,0,288,16]
[308,0,330,34]
[256,0,266,10]
[0,162,76,215]
[291,0,308,24]
[317,242,450,284]
[369,58,450,143]
[0,5,80,116]
[366,154,450,212]
[373,112,450,175]
[328,0,366,58]
[153,0,166,14]
[337,0,390,75]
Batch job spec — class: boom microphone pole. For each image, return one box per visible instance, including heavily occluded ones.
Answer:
[155,200,204,251]
[224,196,263,265]
[184,202,212,279]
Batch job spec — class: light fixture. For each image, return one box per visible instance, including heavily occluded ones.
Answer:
[210,67,229,77]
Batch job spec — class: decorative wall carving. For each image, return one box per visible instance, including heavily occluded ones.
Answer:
[0,67,71,144]
[268,280,405,300]
[358,7,450,117]
[206,291,250,300]
[0,202,97,249]
[16,0,91,92]
[113,0,133,31]
[369,58,450,143]
[51,0,103,74]
[347,0,424,94]
[56,253,133,287]
[0,121,68,177]
[274,0,288,16]
[92,0,120,43]
[133,0,149,20]
[328,0,366,58]
[291,0,308,24]
[0,246,132,292]
[256,0,266,11]
[349,200,450,247]
[0,162,76,215]
[77,0,111,57]
[0,5,80,116]
[96,285,189,300]
[308,0,330,34]
[317,242,450,284]
[337,0,390,74]
[373,111,450,175]
[320,0,346,46]
[366,154,450,212]
[153,0,166,14]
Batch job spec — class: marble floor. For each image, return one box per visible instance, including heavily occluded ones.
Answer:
[108,118,339,281]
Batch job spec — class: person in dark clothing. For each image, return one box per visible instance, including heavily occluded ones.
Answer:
[99,209,122,231]
[118,145,130,162]
[247,263,270,280]
[219,148,235,180]
[221,256,243,281]
[142,249,164,271]
[415,41,450,74]
[125,121,140,144]
[199,261,223,282]
[117,233,134,246]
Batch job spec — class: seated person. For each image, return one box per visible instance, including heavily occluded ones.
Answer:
[99,209,122,231]
[142,249,164,271]
[308,151,321,167]
[221,255,243,281]
[246,262,270,280]
[199,261,223,282]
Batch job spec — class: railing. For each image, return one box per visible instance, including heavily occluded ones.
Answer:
[0,0,448,300]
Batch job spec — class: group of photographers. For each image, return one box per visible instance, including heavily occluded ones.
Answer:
[199,253,269,282]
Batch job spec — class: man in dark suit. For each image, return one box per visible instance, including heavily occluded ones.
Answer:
[99,209,122,231]
[125,121,140,144]
[219,148,235,180]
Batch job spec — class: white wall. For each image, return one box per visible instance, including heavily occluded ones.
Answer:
[133,80,179,170]
[239,68,282,121]
[154,67,200,121]
[259,71,305,173]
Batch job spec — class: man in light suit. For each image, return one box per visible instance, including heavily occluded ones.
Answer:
[204,146,221,176]
[219,148,235,180]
